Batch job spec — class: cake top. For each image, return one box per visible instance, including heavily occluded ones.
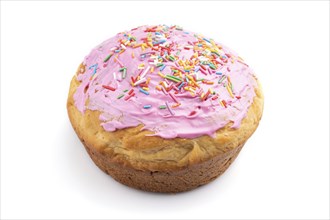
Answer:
[74,25,257,139]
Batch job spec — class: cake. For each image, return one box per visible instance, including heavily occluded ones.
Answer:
[67,25,264,193]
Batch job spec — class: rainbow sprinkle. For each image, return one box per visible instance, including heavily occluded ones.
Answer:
[139,88,149,95]
[165,101,174,115]
[119,67,127,79]
[117,94,124,99]
[160,65,166,72]
[102,85,116,91]
[89,64,98,74]
[169,92,179,103]
[103,53,113,62]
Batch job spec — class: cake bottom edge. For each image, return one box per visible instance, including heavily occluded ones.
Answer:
[83,140,245,193]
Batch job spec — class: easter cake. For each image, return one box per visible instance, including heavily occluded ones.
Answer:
[67,25,263,193]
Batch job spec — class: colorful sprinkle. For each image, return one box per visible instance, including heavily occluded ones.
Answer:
[102,85,116,91]
[203,37,211,43]
[172,103,181,108]
[209,63,216,70]
[128,89,134,95]
[202,89,211,101]
[160,65,166,71]
[122,68,127,79]
[165,75,181,83]
[153,39,166,45]
[139,88,150,95]
[220,100,227,108]
[169,55,176,61]
[165,101,174,115]
[227,76,233,90]
[161,86,168,95]
[114,56,124,67]
[212,95,219,100]
[226,83,235,98]
[158,72,165,78]
[177,82,185,89]
[103,53,113,62]
[133,78,147,86]
[124,93,135,101]
[117,94,124,99]
[218,75,226,84]
[169,92,179,103]
[89,64,98,74]
[140,66,150,79]
[203,80,214,85]
[143,105,152,109]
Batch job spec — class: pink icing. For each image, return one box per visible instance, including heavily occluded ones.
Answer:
[73,25,257,139]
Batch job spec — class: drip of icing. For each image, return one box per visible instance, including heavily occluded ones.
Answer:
[73,25,257,139]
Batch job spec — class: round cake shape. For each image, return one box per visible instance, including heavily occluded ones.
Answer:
[67,25,263,193]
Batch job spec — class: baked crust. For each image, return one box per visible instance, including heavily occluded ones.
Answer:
[67,64,264,192]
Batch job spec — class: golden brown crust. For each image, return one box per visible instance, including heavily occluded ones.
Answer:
[67,64,264,192]
[84,139,245,193]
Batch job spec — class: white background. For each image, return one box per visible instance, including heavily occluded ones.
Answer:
[1,1,329,219]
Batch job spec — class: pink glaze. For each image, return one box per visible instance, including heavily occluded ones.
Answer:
[73,25,257,139]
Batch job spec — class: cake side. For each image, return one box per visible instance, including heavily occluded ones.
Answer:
[84,136,245,193]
